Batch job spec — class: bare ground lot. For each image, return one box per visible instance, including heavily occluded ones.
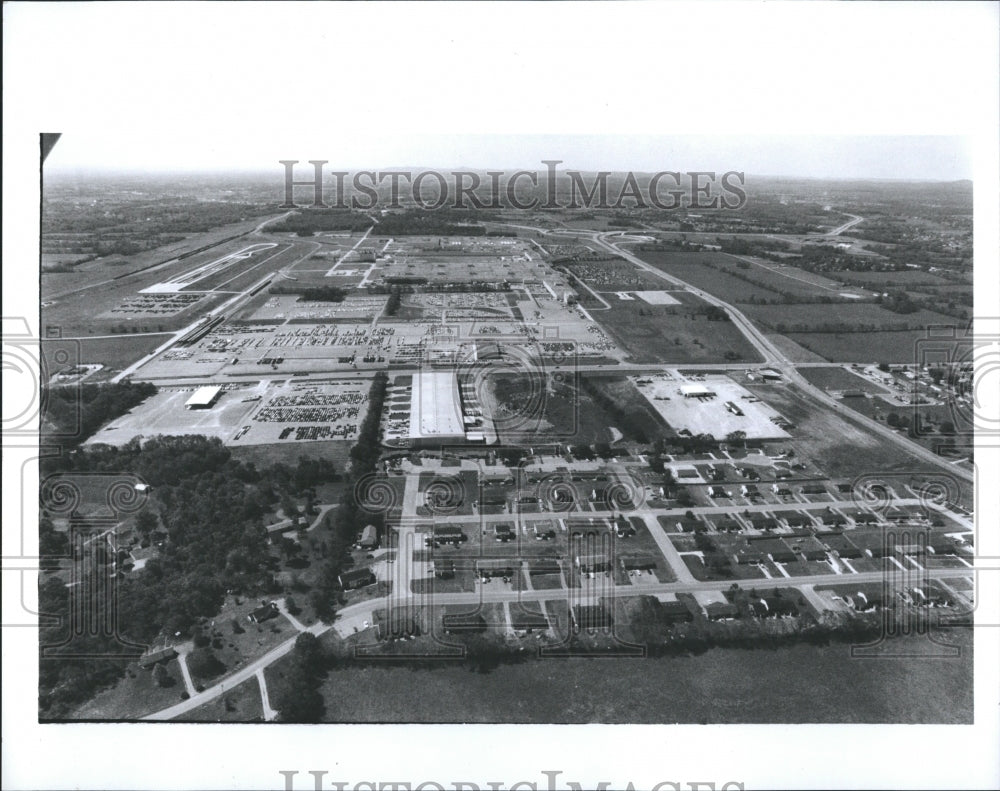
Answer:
[746,382,957,481]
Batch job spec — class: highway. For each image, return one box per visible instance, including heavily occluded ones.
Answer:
[827,214,865,236]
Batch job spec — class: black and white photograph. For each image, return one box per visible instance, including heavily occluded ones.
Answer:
[3,2,999,790]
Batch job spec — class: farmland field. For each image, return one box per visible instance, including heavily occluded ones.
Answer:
[786,331,927,363]
[593,298,762,364]
[739,302,958,332]
[799,366,893,393]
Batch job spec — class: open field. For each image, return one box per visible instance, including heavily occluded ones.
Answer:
[41,335,167,379]
[636,252,783,302]
[594,298,763,364]
[310,628,972,722]
[764,334,830,363]
[798,366,893,394]
[740,302,958,333]
[786,332,927,364]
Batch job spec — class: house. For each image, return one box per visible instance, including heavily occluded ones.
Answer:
[433,559,456,579]
[533,525,556,541]
[712,516,743,533]
[782,513,814,529]
[772,484,794,497]
[846,531,888,558]
[575,553,611,574]
[339,567,376,590]
[358,524,379,550]
[475,558,516,579]
[675,517,702,533]
[248,601,280,624]
[799,483,827,496]
[572,604,612,630]
[850,590,884,612]
[494,523,516,542]
[928,535,957,555]
[548,486,575,508]
[660,600,693,624]
[747,515,779,531]
[750,596,797,618]
[822,533,863,559]
[750,537,797,564]
[705,601,740,621]
[614,519,637,538]
[509,609,549,633]
[374,607,422,640]
[620,555,657,571]
[907,587,950,607]
[733,545,768,565]
[442,609,487,634]
[528,558,562,576]
[480,488,508,510]
[429,525,466,545]
[708,485,731,499]
[785,534,828,561]
[741,484,762,498]
[137,646,177,669]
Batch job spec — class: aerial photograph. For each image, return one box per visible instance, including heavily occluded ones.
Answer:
[36,145,978,726]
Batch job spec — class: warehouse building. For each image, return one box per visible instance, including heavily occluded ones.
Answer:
[185,385,222,410]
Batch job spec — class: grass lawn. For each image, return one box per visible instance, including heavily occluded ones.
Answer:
[68,656,187,720]
[179,675,264,722]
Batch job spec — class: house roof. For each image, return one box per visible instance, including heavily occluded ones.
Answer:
[339,567,375,583]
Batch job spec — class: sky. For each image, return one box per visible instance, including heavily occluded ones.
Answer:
[8,2,995,181]
[44,133,974,181]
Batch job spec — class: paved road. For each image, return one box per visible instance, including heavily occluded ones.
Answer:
[256,668,278,722]
[827,214,865,237]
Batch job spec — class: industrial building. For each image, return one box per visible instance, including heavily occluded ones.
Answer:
[386,370,495,447]
[680,383,716,399]
[184,385,222,410]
